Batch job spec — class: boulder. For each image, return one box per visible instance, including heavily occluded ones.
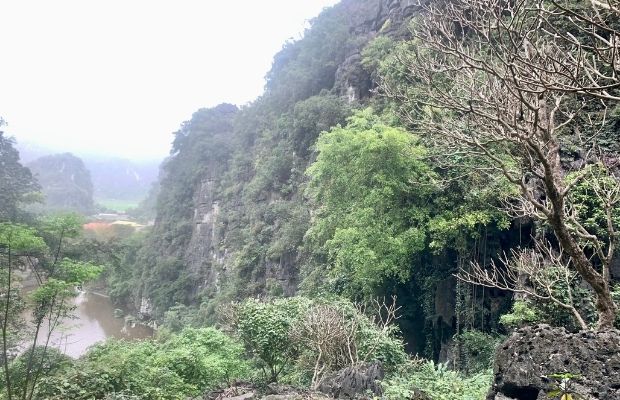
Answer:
[488,324,620,400]
[318,362,384,399]
[262,384,332,399]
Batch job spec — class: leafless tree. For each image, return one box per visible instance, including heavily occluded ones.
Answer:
[291,297,401,389]
[292,304,358,388]
[382,0,620,328]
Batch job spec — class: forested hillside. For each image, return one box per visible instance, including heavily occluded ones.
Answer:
[3,0,620,398]
[0,130,40,221]
[123,0,620,351]
[27,153,95,214]
[132,0,456,346]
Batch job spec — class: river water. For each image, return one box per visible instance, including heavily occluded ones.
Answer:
[28,291,153,358]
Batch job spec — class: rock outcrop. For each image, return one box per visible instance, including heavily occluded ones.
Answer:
[488,324,620,400]
[318,362,384,399]
[333,0,417,102]
[206,363,384,400]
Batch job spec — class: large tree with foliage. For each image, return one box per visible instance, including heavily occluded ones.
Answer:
[0,124,40,221]
[305,110,435,296]
[382,0,620,328]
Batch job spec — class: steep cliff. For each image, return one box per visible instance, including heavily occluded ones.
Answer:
[136,0,419,317]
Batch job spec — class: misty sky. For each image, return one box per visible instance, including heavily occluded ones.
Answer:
[0,0,339,161]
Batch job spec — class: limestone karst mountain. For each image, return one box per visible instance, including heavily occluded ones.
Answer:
[28,153,95,214]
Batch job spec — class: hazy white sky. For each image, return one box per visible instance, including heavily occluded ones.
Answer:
[0,0,339,161]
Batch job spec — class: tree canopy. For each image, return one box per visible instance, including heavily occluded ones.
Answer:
[306,110,435,296]
[0,131,40,222]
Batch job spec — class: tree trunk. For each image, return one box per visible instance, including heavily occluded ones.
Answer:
[541,136,616,329]
[549,214,617,329]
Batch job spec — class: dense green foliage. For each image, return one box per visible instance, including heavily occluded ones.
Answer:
[383,360,491,400]
[36,328,248,400]
[17,296,407,399]
[4,0,620,399]
[305,110,433,296]
[4,348,72,400]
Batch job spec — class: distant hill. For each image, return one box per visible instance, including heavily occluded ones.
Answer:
[16,140,160,212]
[84,157,159,203]
[28,153,95,214]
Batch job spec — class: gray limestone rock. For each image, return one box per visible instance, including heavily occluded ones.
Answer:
[318,362,384,399]
[489,324,620,400]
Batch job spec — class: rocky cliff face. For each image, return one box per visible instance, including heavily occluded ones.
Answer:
[185,178,225,294]
[332,0,416,101]
[138,0,418,317]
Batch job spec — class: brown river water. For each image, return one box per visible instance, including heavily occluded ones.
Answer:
[24,291,153,358]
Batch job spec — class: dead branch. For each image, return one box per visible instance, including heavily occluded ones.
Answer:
[457,238,588,329]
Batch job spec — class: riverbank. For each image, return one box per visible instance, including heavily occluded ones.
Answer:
[20,289,153,358]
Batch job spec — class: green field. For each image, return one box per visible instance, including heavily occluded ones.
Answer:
[96,198,141,213]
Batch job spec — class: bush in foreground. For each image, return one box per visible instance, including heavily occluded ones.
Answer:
[383,359,491,400]
[36,327,248,400]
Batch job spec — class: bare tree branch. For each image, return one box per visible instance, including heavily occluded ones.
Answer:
[457,239,588,329]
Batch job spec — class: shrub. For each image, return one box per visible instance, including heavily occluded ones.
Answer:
[36,328,248,399]
[227,296,407,386]
[157,327,248,389]
[383,359,492,400]
[499,300,541,328]
[3,347,72,399]
[453,330,502,374]
[229,297,311,382]
[292,299,408,388]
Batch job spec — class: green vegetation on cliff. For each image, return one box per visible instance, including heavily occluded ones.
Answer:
[126,1,508,347]
[35,328,248,400]
[3,0,620,399]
